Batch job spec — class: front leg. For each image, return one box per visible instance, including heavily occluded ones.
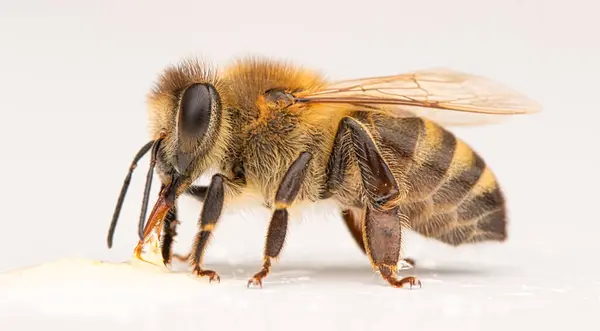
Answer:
[160,203,179,265]
[169,185,208,263]
[168,162,242,262]
[189,174,226,283]
[247,151,312,288]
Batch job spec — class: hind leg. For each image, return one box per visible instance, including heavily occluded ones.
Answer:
[327,117,420,288]
[363,205,420,288]
[342,208,416,268]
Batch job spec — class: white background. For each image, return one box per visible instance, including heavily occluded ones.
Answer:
[0,0,598,330]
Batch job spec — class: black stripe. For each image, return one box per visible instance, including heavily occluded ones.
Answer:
[433,151,486,207]
[408,123,457,196]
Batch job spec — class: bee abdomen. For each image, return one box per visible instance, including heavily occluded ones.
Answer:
[374,115,507,246]
[412,149,508,246]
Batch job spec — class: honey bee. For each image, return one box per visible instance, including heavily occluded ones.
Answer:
[106,56,540,289]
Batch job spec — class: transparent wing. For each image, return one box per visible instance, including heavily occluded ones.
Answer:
[294,67,542,126]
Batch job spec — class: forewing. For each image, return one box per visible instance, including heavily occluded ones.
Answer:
[294,68,541,126]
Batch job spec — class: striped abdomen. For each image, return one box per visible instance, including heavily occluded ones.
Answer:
[373,114,507,246]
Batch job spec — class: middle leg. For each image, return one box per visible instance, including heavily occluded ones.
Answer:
[247,151,313,288]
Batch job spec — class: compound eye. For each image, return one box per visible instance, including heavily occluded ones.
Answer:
[176,83,216,173]
[178,83,213,144]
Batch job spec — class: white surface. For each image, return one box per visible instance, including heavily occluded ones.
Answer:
[0,253,596,331]
[0,0,599,330]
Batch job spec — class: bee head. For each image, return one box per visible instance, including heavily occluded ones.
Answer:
[146,58,232,201]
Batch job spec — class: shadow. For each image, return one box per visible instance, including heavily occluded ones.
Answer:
[166,259,505,288]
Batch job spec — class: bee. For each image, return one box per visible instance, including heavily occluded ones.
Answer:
[106,56,541,289]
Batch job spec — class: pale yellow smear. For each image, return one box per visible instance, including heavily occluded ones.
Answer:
[0,231,202,318]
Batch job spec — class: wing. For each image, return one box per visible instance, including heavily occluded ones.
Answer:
[293,68,542,126]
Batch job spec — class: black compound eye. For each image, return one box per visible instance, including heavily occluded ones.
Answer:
[176,83,215,173]
[178,83,213,144]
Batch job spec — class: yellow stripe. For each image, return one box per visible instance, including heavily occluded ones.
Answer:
[471,166,497,195]
[414,120,443,165]
[445,139,474,178]
[202,224,215,231]
[274,201,289,210]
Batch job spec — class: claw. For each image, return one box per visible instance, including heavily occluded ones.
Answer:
[247,277,263,289]
[408,278,422,289]
[382,271,422,289]
[193,268,221,283]
[401,276,421,289]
